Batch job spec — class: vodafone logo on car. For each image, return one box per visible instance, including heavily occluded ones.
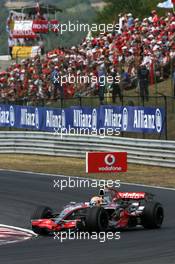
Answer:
[86,152,127,173]
[118,192,145,199]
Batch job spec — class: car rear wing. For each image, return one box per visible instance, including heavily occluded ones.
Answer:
[117,192,154,200]
[99,188,154,201]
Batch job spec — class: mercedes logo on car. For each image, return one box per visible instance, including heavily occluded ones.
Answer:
[104,154,116,166]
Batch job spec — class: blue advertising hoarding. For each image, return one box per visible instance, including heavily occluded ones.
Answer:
[0,104,165,134]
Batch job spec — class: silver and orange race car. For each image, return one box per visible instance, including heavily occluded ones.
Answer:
[31,188,164,235]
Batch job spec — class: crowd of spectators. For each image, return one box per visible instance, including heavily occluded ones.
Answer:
[0,10,175,102]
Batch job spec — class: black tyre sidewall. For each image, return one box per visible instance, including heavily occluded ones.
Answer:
[142,202,164,229]
[85,207,108,232]
[31,206,53,220]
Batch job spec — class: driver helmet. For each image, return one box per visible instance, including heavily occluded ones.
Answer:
[89,196,103,207]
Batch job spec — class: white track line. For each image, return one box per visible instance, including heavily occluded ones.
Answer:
[0,168,175,191]
[0,224,37,236]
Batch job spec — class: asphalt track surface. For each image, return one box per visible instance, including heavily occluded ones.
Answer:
[0,170,175,264]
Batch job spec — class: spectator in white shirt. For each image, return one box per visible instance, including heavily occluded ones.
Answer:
[8,36,15,59]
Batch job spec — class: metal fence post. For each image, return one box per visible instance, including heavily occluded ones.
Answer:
[61,98,63,109]
[164,95,168,140]
[79,96,82,107]
[158,94,168,140]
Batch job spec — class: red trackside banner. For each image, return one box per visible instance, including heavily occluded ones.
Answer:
[86,152,127,173]
[32,20,49,33]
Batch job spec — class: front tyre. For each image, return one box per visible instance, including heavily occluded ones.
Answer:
[31,206,53,220]
[85,207,109,232]
[31,206,53,235]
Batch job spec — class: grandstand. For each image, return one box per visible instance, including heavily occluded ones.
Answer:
[0,9,174,101]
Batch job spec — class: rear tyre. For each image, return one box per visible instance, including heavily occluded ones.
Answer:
[31,206,53,235]
[142,202,164,229]
[85,207,109,232]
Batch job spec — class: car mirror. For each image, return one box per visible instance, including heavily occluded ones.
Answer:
[99,189,104,196]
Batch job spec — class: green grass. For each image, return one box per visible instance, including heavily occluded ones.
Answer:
[0,154,174,188]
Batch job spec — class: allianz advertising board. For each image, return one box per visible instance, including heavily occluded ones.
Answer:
[0,104,164,134]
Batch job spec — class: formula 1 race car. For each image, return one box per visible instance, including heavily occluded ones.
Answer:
[31,188,164,235]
